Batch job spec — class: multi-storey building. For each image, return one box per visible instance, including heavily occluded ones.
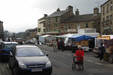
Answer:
[0,21,4,40]
[38,5,100,35]
[37,14,47,35]
[101,0,113,34]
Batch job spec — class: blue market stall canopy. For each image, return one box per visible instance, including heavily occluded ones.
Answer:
[70,35,95,42]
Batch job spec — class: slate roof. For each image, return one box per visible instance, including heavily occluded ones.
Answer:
[48,10,67,17]
[101,0,109,7]
[61,14,100,23]
[38,17,46,21]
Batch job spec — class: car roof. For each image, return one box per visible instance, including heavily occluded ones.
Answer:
[3,42,18,44]
[16,45,38,48]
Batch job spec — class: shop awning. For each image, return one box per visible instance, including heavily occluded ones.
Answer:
[70,35,95,42]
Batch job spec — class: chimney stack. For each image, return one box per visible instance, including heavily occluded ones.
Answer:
[75,9,79,16]
[57,8,60,12]
[94,7,99,15]
[44,14,48,17]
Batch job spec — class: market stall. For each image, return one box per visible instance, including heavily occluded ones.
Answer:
[39,35,56,45]
[95,35,113,63]
[70,35,95,51]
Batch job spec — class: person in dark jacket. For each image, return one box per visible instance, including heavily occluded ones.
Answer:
[99,43,105,61]
[60,39,64,51]
[57,39,60,50]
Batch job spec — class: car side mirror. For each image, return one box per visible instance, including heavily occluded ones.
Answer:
[10,52,13,57]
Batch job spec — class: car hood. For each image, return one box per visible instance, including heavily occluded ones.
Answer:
[16,56,49,64]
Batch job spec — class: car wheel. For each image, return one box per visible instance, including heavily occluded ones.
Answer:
[109,57,113,64]
[45,67,52,75]
[8,61,12,69]
[45,71,52,75]
[12,67,20,75]
[8,63,11,69]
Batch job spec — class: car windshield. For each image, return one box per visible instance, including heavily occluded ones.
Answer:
[4,44,17,49]
[16,47,44,57]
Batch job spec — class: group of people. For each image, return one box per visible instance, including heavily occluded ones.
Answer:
[52,38,65,51]
[51,38,106,71]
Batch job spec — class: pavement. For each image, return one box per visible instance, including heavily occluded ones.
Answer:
[0,44,113,75]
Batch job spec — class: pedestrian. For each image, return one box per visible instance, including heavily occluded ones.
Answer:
[60,39,64,51]
[99,43,105,62]
[73,45,84,70]
[57,39,60,50]
[52,40,57,52]
[88,39,95,52]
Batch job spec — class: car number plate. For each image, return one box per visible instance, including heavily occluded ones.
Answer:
[31,68,42,72]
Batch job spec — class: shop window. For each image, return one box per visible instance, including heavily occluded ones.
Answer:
[38,28,41,32]
[85,23,88,28]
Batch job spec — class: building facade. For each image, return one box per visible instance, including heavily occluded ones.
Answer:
[37,14,47,35]
[101,0,113,34]
[38,6,100,35]
[0,21,4,40]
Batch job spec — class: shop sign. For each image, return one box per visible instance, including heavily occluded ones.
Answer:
[97,36,110,40]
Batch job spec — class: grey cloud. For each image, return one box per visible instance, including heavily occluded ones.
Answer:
[34,0,107,14]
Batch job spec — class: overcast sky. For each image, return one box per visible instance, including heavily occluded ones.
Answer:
[0,0,107,33]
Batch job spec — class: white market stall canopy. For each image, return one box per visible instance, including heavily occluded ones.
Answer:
[39,35,56,44]
[41,35,51,37]
[80,33,99,37]
[56,34,80,38]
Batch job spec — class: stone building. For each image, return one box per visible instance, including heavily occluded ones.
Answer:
[61,8,100,34]
[0,21,4,40]
[101,0,113,34]
[38,5,100,35]
[37,14,47,35]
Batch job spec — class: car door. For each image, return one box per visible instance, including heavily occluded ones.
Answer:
[9,51,17,69]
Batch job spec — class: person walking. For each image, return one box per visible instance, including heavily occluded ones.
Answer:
[60,39,64,51]
[99,43,105,62]
[53,40,57,52]
[57,39,60,50]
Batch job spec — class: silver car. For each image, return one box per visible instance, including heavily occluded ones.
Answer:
[9,45,52,75]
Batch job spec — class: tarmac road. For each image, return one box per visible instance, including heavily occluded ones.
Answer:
[0,45,113,75]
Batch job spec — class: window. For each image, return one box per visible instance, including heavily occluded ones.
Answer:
[110,5,112,10]
[107,4,109,13]
[43,29,46,32]
[56,17,58,22]
[103,17,105,22]
[16,47,44,57]
[103,7,105,15]
[110,15,112,20]
[85,23,88,28]
[38,28,41,32]
[48,18,51,24]
[54,23,58,27]
[54,28,56,31]
[68,25,71,29]
[106,16,109,20]
[43,23,46,27]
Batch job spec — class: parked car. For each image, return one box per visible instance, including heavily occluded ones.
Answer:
[9,45,52,75]
[0,42,18,61]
